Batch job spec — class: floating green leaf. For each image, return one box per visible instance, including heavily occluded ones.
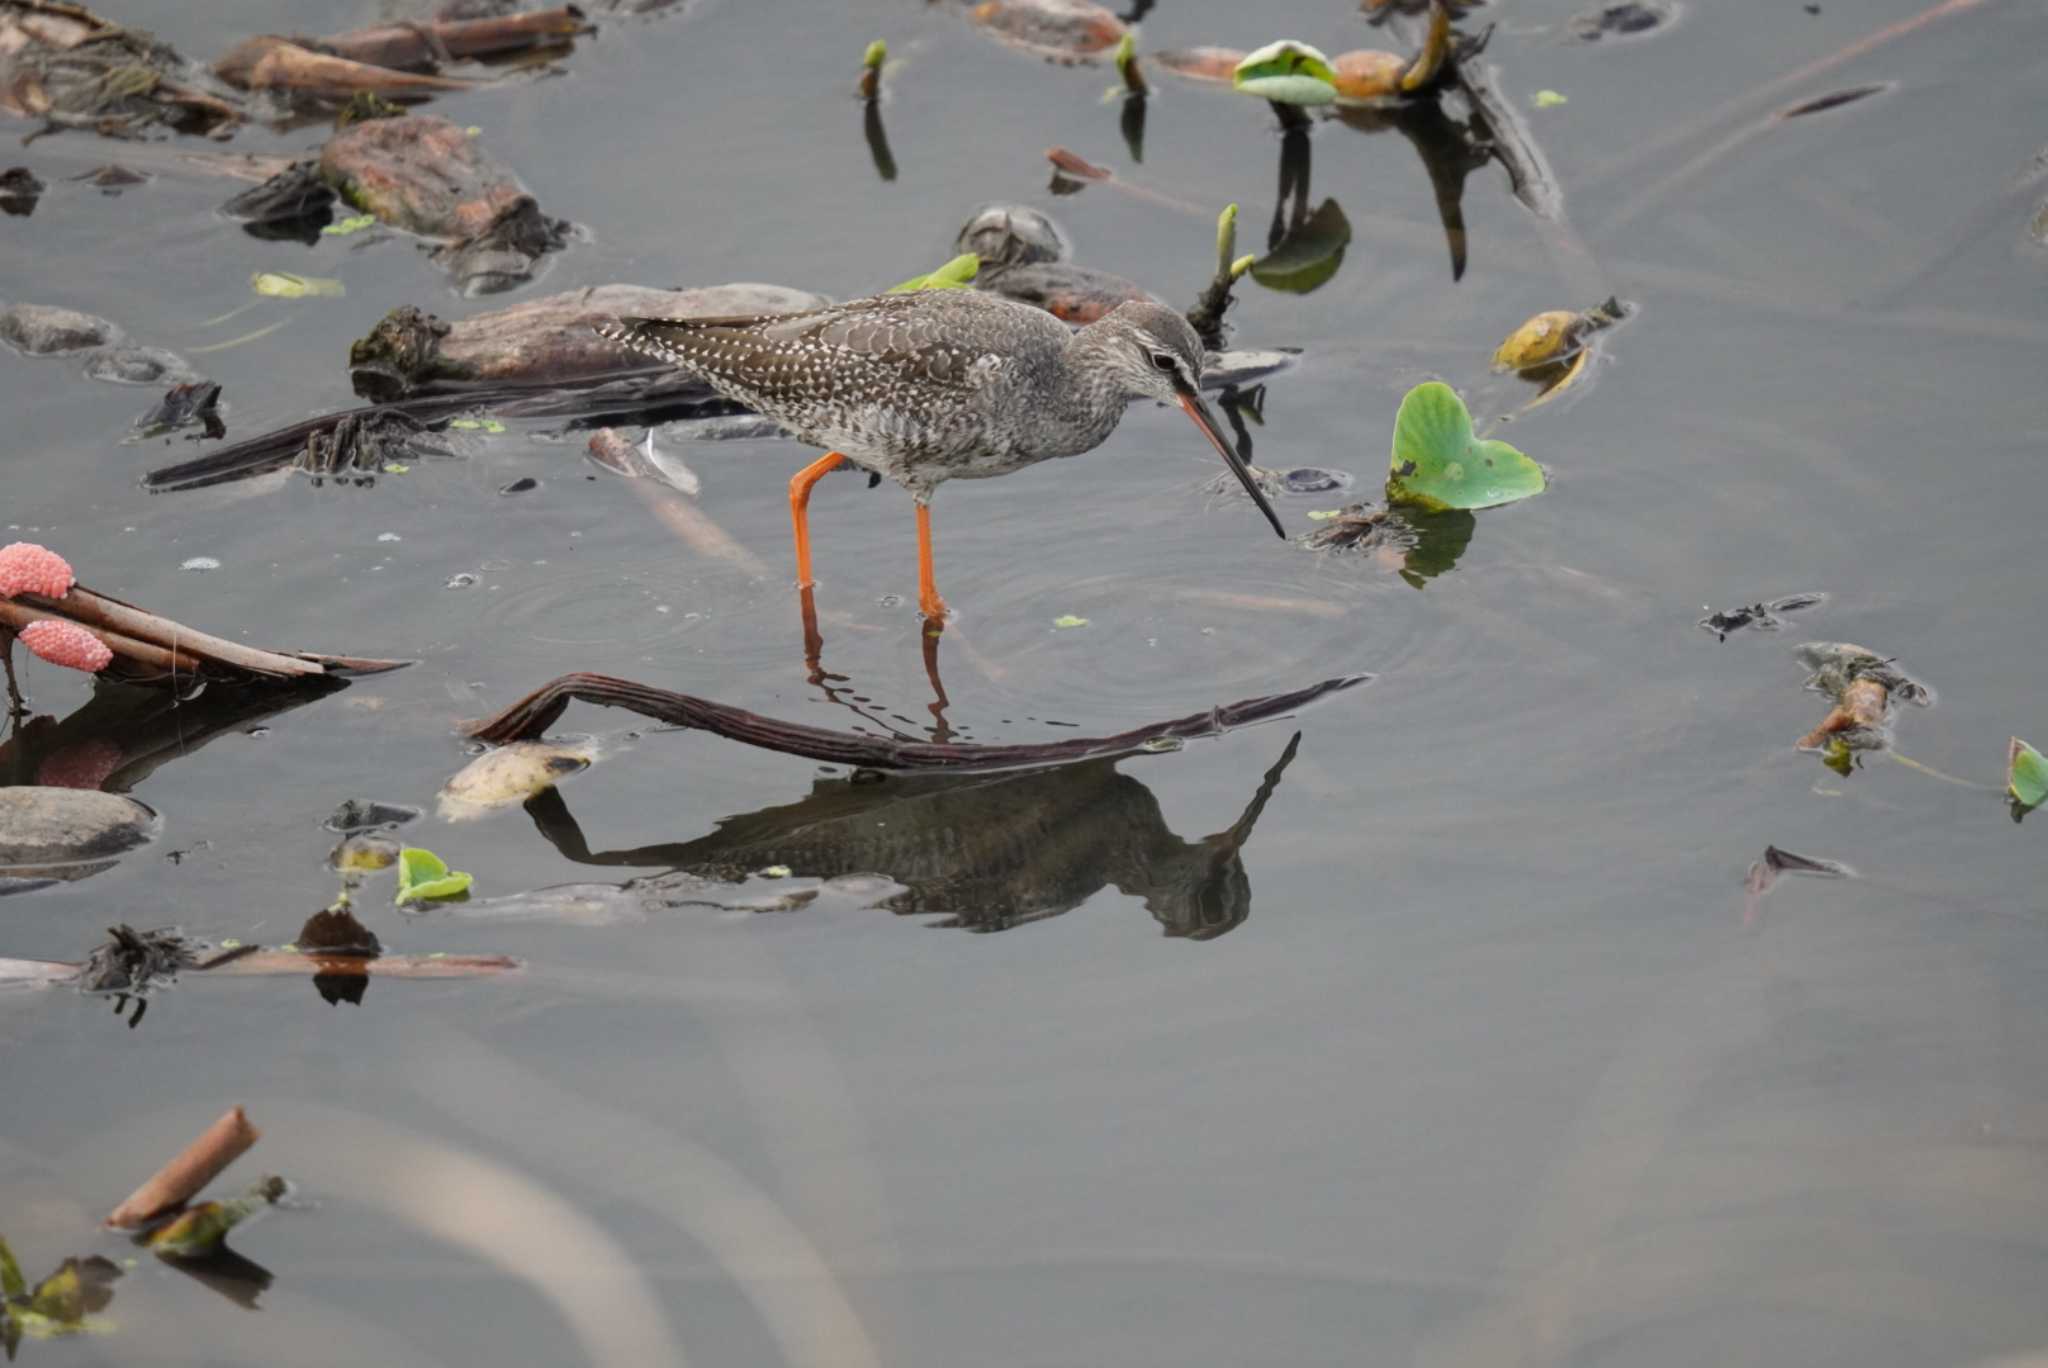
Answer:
[1232,40,1338,105]
[888,253,979,293]
[321,213,377,236]
[1053,614,1089,629]
[1533,88,1569,108]
[1385,382,1546,511]
[396,847,473,904]
[250,271,344,300]
[2009,737,2048,809]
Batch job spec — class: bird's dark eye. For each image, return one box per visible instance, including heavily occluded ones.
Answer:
[1150,352,1178,373]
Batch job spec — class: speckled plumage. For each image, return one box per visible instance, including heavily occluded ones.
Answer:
[596,289,1210,500]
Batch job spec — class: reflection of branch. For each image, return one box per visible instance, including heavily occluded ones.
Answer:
[1584,0,1996,199]
[862,98,897,182]
[466,670,1369,772]
[1454,60,1606,297]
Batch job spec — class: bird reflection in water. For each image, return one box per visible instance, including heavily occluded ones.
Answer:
[515,731,1303,940]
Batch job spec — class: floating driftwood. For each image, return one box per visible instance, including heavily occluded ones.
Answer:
[464,670,1367,771]
[214,7,588,96]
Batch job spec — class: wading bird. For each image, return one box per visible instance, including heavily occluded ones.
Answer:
[599,290,1285,620]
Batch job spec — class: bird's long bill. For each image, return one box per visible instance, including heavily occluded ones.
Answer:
[1176,389,1286,539]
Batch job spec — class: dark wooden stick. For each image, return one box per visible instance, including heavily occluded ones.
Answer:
[464,670,1369,771]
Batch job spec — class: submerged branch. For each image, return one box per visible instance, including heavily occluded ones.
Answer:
[464,671,1369,771]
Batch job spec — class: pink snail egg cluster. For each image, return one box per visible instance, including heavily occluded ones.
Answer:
[18,619,112,673]
[0,542,76,600]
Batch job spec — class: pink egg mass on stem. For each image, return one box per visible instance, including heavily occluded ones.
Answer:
[17,619,113,673]
[0,542,77,601]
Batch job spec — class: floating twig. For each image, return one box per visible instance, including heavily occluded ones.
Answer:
[106,1106,261,1231]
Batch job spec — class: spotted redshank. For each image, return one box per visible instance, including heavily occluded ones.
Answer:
[598,290,1284,620]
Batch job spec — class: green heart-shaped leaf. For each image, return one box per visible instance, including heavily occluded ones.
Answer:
[2009,737,2048,809]
[1386,381,1546,511]
[1232,40,1338,105]
[396,846,473,904]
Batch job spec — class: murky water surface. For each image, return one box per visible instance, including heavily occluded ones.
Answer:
[6,0,2048,1364]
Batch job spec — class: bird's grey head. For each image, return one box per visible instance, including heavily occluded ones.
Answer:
[1089,301,1206,404]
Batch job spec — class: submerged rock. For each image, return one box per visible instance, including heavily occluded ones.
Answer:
[0,786,160,884]
[955,203,1072,268]
[0,303,126,355]
[83,345,201,386]
[1570,0,1674,40]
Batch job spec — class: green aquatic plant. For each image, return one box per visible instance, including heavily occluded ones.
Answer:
[1385,382,1546,511]
[396,847,473,904]
[2008,737,2047,810]
[1232,40,1338,105]
[145,1177,289,1259]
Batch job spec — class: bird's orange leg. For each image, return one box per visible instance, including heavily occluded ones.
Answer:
[788,451,847,589]
[915,501,948,621]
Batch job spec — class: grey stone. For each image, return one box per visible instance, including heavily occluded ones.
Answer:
[81,345,201,386]
[0,787,161,875]
[0,303,128,356]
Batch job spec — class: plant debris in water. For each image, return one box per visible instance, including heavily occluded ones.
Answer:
[133,380,224,441]
[1569,0,1674,41]
[0,1238,119,1348]
[1697,592,1826,640]
[1792,642,1931,767]
[1743,844,1853,926]
[143,1176,290,1259]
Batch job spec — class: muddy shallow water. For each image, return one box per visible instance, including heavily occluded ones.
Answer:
[5,0,2048,1364]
